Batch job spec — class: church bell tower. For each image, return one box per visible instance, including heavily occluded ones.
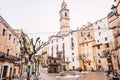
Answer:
[59,0,70,35]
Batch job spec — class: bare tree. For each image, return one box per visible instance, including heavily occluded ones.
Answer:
[102,50,113,71]
[78,54,87,71]
[20,32,43,80]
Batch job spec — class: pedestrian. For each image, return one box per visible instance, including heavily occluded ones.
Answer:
[30,72,36,80]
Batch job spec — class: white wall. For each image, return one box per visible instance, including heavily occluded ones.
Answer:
[93,17,114,44]
[48,31,79,70]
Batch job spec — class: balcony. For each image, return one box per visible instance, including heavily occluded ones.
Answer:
[0,52,20,62]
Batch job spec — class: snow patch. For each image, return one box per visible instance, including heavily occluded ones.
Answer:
[55,75,80,78]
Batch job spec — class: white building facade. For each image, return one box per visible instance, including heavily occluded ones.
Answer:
[93,17,114,71]
[48,31,79,70]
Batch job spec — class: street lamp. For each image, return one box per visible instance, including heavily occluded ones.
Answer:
[111,4,120,16]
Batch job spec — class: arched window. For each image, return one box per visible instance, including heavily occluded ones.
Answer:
[65,12,67,17]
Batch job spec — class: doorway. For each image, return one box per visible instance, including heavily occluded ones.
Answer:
[54,68,57,73]
[63,65,66,71]
[2,66,8,80]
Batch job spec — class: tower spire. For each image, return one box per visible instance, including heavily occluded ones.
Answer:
[61,0,67,9]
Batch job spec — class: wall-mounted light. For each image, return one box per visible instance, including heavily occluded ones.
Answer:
[111,4,120,16]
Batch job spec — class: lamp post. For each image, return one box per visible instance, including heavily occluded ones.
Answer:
[111,5,120,16]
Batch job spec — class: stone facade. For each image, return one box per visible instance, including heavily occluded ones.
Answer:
[107,0,120,70]
[78,22,96,71]
[93,17,114,71]
[0,16,21,80]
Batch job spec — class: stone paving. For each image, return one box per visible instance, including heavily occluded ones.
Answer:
[12,66,110,80]
[12,72,110,80]
[53,72,109,80]
[77,72,109,80]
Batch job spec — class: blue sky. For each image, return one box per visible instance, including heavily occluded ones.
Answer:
[0,0,114,41]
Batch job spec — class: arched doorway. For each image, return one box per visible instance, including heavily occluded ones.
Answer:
[54,68,57,73]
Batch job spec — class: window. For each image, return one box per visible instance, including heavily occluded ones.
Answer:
[73,66,75,70]
[91,37,93,39]
[72,58,74,62]
[87,32,90,37]
[16,53,18,57]
[98,53,100,56]
[13,38,15,43]
[9,34,11,40]
[54,60,56,63]
[65,12,67,17]
[99,32,101,36]
[56,45,58,51]
[86,43,88,46]
[105,37,107,41]
[83,44,84,47]
[51,46,53,56]
[97,40,99,42]
[106,43,109,48]
[62,43,65,52]
[89,63,91,65]
[6,49,10,56]
[72,53,74,55]
[71,37,73,41]
[2,29,6,36]
[97,45,100,49]
[98,26,100,29]
[71,42,74,50]
[81,32,83,36]
[98,60,101,63]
